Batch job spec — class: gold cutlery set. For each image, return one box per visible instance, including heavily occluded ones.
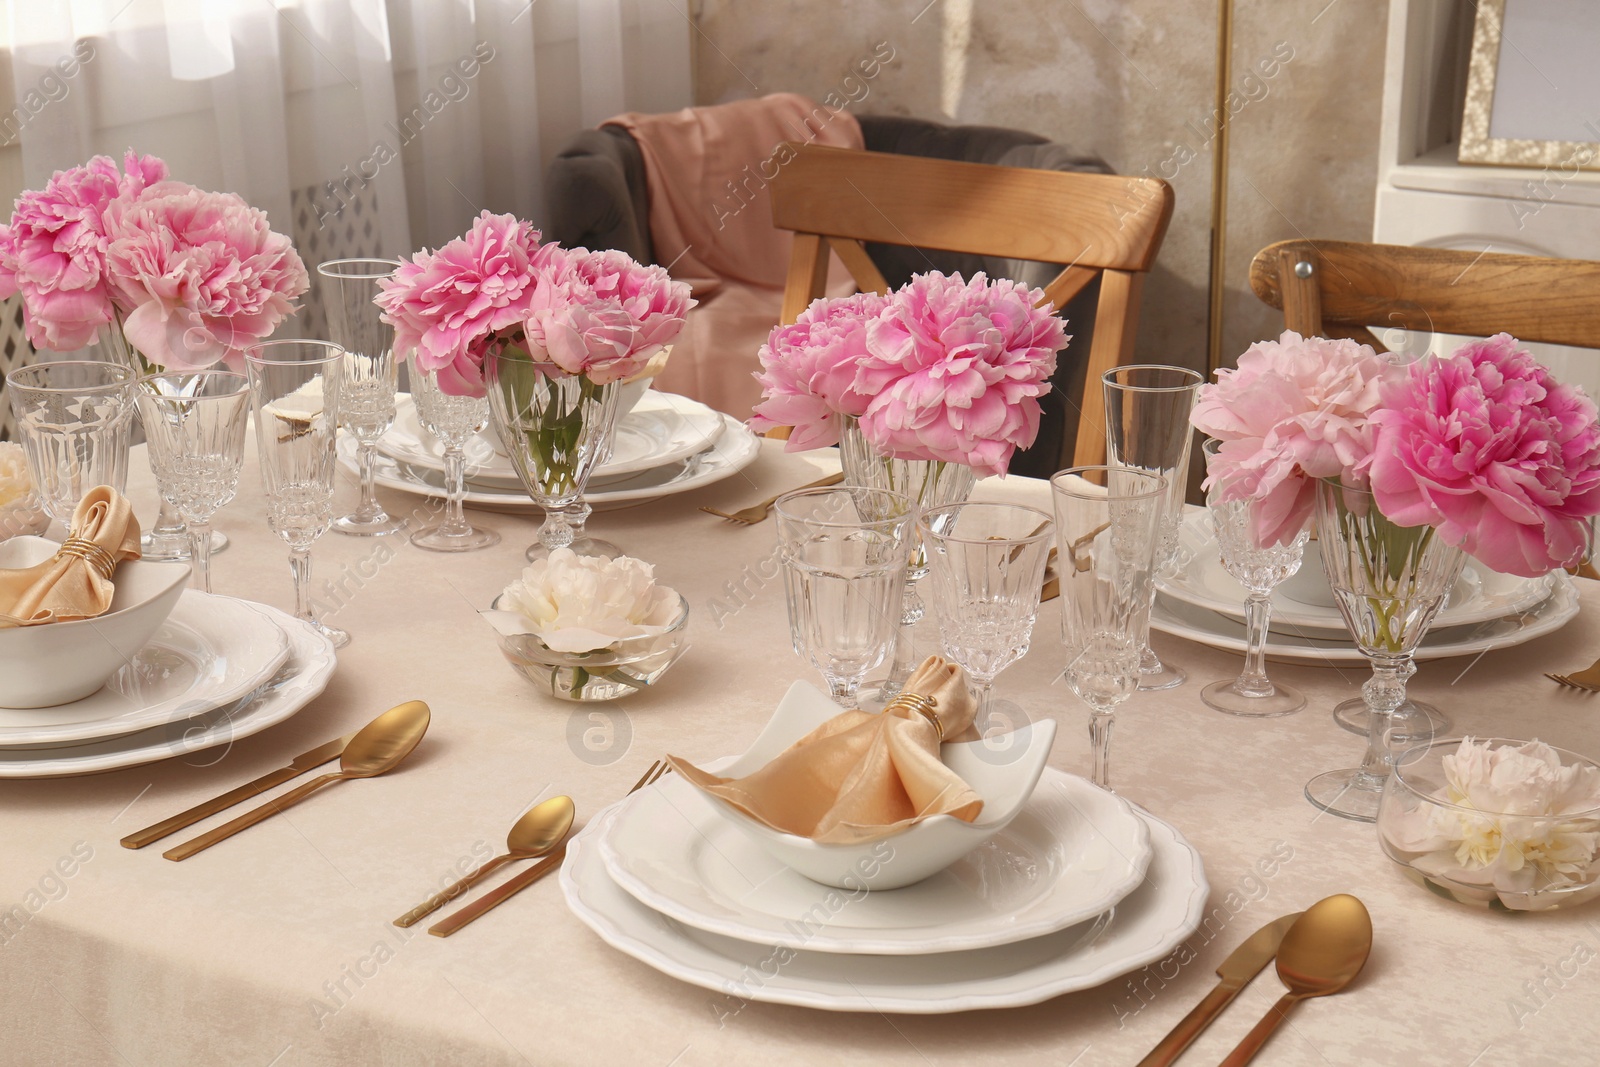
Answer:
[1139,895,1372,1067]
[122,706,675,937]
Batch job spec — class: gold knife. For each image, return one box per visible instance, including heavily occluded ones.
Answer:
[428,843,568,938]
[1135,912,1302,1067]
[120,734,353,849]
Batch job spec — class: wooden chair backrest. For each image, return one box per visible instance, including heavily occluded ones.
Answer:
[1249,238,1600,352]
[768,143,1174,469]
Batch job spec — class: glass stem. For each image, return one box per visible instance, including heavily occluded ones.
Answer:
[290,546,315,626]
[1234,593,1276,697]
[973,681,994,724]
[357,440,382,522]
[541,504,576,551]
[828,676,857,709]
[1354,655,1412,790]
[150,499,188,554]
[1089,710,1115,791]
[442,445,468,535]
[187,520,213,593]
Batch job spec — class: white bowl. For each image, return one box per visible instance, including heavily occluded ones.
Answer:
[698,680,1057,890]
[0,536,189,708]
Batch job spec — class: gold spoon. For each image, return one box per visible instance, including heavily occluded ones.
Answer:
[1219,894,1374,1066]
[164,701,431,861]
[393,795,576,927]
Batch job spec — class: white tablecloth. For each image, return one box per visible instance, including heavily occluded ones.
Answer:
[3,437,1598,1066]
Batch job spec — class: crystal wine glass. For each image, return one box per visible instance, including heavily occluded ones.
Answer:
[408,366,500,552]
[320,258,407,537]
[1050,466,1167,792]
[1199,438,1309,716]
[6,360,134,526]
[245,340,350,648]
[1306,477,1465,822]
[1102,365,1203,690]
[134,371,250,593]
[774,486,914,707]
[919,501,1054,720]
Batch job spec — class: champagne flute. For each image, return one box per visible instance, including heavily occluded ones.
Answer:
[774,486,914,707]
[1050,466,1167,792]
[320,258,407,537]
[245,340,349,648]
[6,361,134,527]
[1102,365,1203,690]
[134,371,250,593]
[1199,438,1309,717]
[408,366,500,552]
[919,502,1054,720]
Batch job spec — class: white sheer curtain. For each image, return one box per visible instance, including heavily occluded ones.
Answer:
[0,0,691,339]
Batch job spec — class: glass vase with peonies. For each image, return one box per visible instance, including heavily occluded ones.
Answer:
[375,214,694,559]
[751,273,1069,705]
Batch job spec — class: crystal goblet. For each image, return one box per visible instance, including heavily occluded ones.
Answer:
[245,340,350,648]
[408,367,500,552]
[6,360,134,526]
[774,486,914,708]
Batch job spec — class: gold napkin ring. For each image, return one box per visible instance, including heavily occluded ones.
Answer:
[58,537,118,580]
[885,692,942,739]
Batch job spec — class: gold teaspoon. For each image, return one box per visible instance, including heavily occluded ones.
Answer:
[1218,894,1373,1066]
[393,795,575,927]
[164,701,431,861]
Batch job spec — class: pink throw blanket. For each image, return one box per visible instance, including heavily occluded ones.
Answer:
[605,93,861,418]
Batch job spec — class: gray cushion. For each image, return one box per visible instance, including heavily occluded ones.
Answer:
[544,126,653,263]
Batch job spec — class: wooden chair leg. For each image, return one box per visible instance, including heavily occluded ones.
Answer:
[1070,269,1144,469]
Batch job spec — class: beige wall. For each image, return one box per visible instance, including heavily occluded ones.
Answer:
[690,0,1390,376]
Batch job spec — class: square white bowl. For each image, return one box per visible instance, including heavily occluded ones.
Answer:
[0,536,189,708]
[693,681,1057,890]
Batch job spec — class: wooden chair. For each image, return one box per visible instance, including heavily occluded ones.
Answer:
[1249,238,1600,351]
[768,143,1174,469]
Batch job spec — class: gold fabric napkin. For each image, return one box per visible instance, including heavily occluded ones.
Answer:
[0,486,142,628]
[669,656,984,844]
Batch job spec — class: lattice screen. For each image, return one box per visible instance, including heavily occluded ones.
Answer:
[0,296,30,442]
[291,180,386,342]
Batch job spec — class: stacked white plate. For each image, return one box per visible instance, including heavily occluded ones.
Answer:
[561,756,1209,1012]
[0,592,336,778]
[345,389,760,513]
[1153,510,1580,665]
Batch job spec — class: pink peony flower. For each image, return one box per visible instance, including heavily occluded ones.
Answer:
[749,292,886,450]
[103,180,307,371]
[0,150,168,351]
[1369,335,1600,577]
[1192,331,1394,547]
[853,272,1065,477]
[522,246,694,385]
[375,211,547,394]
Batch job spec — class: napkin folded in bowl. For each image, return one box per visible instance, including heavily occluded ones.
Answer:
[0,486,141,627]
[669,656,984,844]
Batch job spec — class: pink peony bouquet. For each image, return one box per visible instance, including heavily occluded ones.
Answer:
[751,271,1068,477]
[1195,331,1600,576]
[0,150,307,368]
[374,211,693,397]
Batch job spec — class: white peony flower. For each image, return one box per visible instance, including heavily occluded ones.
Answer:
[0,442,32,507]
[484,548,681,653]
[1384,737,1600,899]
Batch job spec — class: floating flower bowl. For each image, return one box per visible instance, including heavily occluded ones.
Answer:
[699,680,1057,890]
[490,592,689,702]
[1378,736,1600,912]
[0,535,189,708]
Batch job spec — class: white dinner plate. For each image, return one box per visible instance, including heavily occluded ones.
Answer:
[0,593,291,747]
[343,413,760,511]
[1161,510,1553,635]
[379,390,726,487]
[598,765,1152,955]
[0,604,336,778]
[562,801,1206,1013]
[1151,572,1580,666]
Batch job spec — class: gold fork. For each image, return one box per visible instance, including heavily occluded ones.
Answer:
[1547,657,1600,691]
[628,758,674,793]
[700,472,844,524]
